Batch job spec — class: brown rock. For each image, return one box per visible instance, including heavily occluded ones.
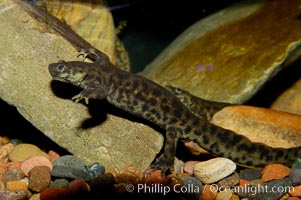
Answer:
[217,172,240,188]
[115,165,143,185]
[262,164,290,182]
[288,197,301,200]
[212,105,301,148]
[69,179,90,193]
[0,163,7,181]
[272,78,301,115]
[142,1,301,104]
[28,166,51,192]
[0,0,162,172]
[2,169,25,184]
[9,144,49,162]
[0,143,14,163]
[199,184,217,200]
[215,189,233,200]
[6,180,28,191]
[40,188,72,200]
[21,156,53,176]
[230,194,240,200]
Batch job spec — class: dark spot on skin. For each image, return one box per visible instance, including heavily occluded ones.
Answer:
[236,143,249,152]
[233,157,239,163]
[169,117,178,124]
[192,118,200,127]
[142,104,149,112]
[150,109,161,120]
[145,113,151,118]
[152,88,162,97]
[210,142,218,151]
[209,126,217,134]
[184,126,192,134]
[219,152,224,157]
[202,135,209,144]
[148,98,157,106]
[135,92,146,102]
[161,105,170,113]
[246,161,253,166]
[284,153,289,160]
[265,155,273,162]
[193,130,201,136]
[241,156,246,161]
[258,145,269,159]
[132,80,139,89]
[276,150,284,158]
[161,98,168,104]
[231,134,243,144]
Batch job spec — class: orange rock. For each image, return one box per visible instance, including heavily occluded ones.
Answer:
[7,162,21,170]
[6,180,28,191]
[21,156,53,176]
[0,163,7,181]
[289,185,301,197]
[199,184,217,200]
[115,165,144,185]
[211,105,301,149]
[48,150,60,162]
[288,197,301,200]
[144,170,166,185]
[262,164,290,182]
[239,179,250,187]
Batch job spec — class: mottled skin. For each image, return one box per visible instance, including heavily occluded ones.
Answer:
[49,48,301,173]
[165,85,233,121]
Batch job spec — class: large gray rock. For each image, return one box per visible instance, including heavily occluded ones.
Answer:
[0,0,162,171]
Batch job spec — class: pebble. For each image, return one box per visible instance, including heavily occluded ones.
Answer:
[48,150,60,162]
[0,181,5,191]
[6,180,28,191]
[40,188,72,200]
[6,162,21,171]
[289,185,301,197]
[84,162,105,180]
[230,194,240,200]
[217,172,240,188]
[2,169,25,184]
[144,170,166,185]
[165,174,183,191]
[288,197,301,200]
[239,168,262,181]
[216,189,233,200]
[49,179,69,189]
[292,158,301,169]
[193,158,236,184]
[0,144,14,163]
[9,143,49,162]
[28,166,51,192]
[183,161,199,175]
[69,179,90,193]
[181,176,202,200]
[199,184,217,200]
[255,178,292,200]
[20,155,53,176]
[51,165,91,181]
[262,164,290,182]
[89,173,115,194]
[52,155,85,169]
[0,190,30,200]
[115,165,143,185]
[290,168,301,186]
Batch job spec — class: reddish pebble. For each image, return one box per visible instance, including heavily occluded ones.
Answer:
[28,166,51,192]
[239,179,250,187]
[6,162,21,170]
[199,184,217,200]
[184,161,200,175]
[289,185,301,197]
[40,188,72,200]
[48,150,60,162]
[69,179,90,194]
[6,180,28,191]
[144,170,166,185]
[21,155,53,176]
[115,165,143,185]
[262,164,290,182]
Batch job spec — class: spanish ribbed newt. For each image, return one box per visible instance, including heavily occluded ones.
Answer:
[48,48,300,173]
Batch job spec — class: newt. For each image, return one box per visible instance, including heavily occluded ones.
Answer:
[48,48,301,173]
[165,85,233,121]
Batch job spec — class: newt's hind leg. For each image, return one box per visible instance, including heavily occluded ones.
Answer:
[150,125,181,174]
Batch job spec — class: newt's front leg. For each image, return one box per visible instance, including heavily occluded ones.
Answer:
[72,87,109,104]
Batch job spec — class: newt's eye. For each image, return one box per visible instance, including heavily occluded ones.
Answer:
[57,64,65,72]
[175,88,182,94]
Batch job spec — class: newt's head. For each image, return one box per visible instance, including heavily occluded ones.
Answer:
[48,60,89,87]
